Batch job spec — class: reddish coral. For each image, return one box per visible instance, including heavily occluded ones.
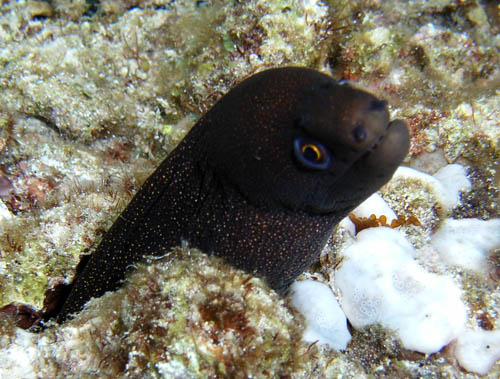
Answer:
[26,177,55,204]
[104,141,130,163]
[405,110,445,156]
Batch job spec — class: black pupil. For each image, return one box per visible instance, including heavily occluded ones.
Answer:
[303,146,319,161]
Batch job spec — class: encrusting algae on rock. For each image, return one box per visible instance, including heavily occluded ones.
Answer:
[1,0,500,377]
[0,248,356,378]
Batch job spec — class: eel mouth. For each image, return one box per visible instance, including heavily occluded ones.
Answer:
[363,119,410,166]
[369,135,384,152]
[368,118,397,152]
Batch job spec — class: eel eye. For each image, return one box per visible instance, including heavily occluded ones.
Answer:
[293,137,331,170]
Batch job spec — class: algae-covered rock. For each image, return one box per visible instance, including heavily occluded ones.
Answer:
[0,249,349,377]
[0,0,499,377]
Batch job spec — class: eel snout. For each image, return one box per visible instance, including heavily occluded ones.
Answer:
[366,119,410,170]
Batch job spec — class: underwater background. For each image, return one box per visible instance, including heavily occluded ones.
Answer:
[0,0,499,377]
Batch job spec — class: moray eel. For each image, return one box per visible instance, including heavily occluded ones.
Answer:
[54,67,409,323]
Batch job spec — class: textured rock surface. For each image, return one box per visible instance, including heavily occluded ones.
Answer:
[0,0,499,377]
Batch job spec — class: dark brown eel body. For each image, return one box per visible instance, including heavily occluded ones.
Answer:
[54,67,409,323]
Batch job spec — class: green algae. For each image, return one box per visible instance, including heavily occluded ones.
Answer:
[0,249,321,377]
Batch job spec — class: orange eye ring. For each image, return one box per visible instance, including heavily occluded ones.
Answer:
[293,137,331,170]
[301,143,322,162]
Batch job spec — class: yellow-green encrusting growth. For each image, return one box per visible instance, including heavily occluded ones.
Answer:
[0,249,353,377]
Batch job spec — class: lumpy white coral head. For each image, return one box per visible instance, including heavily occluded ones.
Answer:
[335,227,466,354]
[290,280,351,351]
[431,218,500,274]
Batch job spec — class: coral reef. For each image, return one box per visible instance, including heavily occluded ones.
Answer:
[0,248,350,377]
[0,0,499,377]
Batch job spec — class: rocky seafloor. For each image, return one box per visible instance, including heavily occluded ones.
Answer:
[0,0,499,377]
